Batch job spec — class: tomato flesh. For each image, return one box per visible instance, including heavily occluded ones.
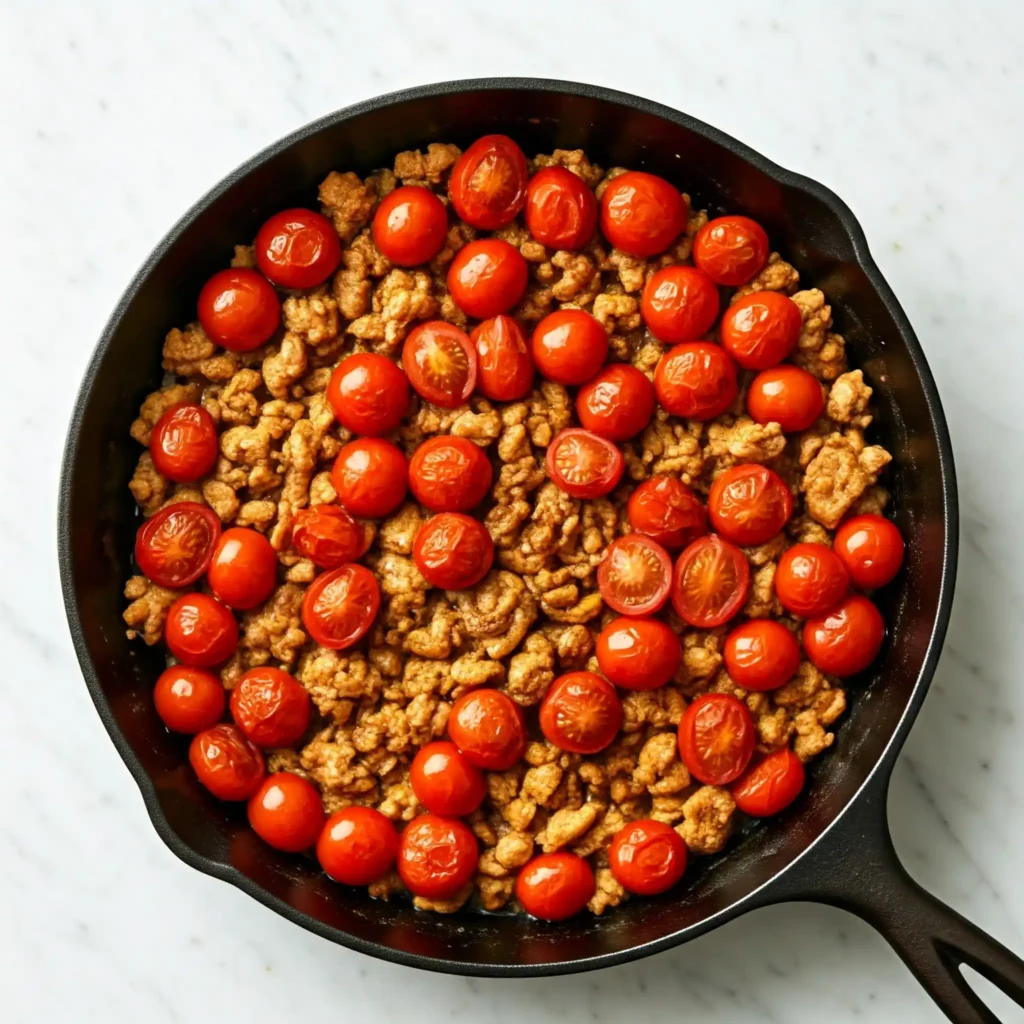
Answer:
[731,749,806,817]
[597,534,672,616]
[402,321,478,409]
[595,617,681,691]
[135,501,221,589]
[448,134,529,230]
[672,535,750,628]
[539,672,623,755]
[626,476,708,551]
[408,436,492,512]
[609,820,688,895]
[678,693,755,785]
[301,563,380,650]
[516,852,595,921]
[707,464,793,547]
[546,428,624,499]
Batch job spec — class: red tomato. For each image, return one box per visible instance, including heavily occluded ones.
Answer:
[516,852,595,921]
[803,594,885,677]
[575,364,656,441]
[641,265,720,344]
[471,315,534,401]
[539,671,623,755]
[524,166,598,250]
[747,365,825,433]
[326,352,409,435]
[595,617,681,691]
[627,476,707,551]
[723,619,800,692]
[247,772,325,852]
[189,723,265,801]
[410,741,486,817]
[402,321,478,408]
[693,215,770,287]
[448,134,528,230]
[408,436,492,512]
[774,542,850,617]
[164,593,238,667]
[255,208,341,289]
[197,268,280,352]
[301,564,380,650]
[731,749,805,817]
[291,504,370,569]
[678,692,755,785]
[398,813,478,899]
[207,527,277,610]
[707,464,793,546]
[153,665,226,733]
[317,806,398,886]
[447,239,528,319]
[412,513,494,590]
[371,185,448,266]
[654,341,738,420]
[135,501,220,589]
[531,308,608,386]
[672,535,750,628]
[599,171,687,257]
[609,819,688,895]
[546,428,624,499]
[230,666,311,748]
[149,403,218,483]
[833,514,905,589]
[720,291,802,370]
[448,688,526,770]
[332,439,408,519]
[597,534,672,616]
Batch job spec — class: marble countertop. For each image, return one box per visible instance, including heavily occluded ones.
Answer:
[4,1,1024,1020]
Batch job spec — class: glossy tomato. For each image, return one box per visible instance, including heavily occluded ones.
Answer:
[448,688,526,770]
[317,806,399,886]
[301,563,380,650]
[447,238,528,319]
[255,208,341,289]
[402,320,477,408]
[197,267,280,352]
[291,504,370,569]
[412,513,494,590]
[575,364,655,441]
[248,772,325,852]
[189,723,265,801]
[774,542,850,617]
[546,428,624,499]
[448,134,529,230]
[678,692,755,785]
[597,534,673,616]
[408,436,492,512]
[731,749,805,817]
[746,365,825,433]
[326,352,409,435]
[134,501,220,589]
[539,671,623,755]
[164,593,238,667]
[654,341,738,420]
[672,534,750,628]
[471,315,534,401]
[150,403,218,482]
[833,514,905,589]
[609,819,688,895]
[207,527,277,610]
[398,813,478,899]
[332,438,408,519]
[230,666,311,747]
[595,617,681,691]
[153,665,226,734]
[525,166,598,250]
[707,464,793,547]
[723,619,801,692]
[371,184,448,266]
[410,741,486,817]
[693,215,770,287]
[599,171,686,257]
[530,308,608,386]
[641,265,720,344]
[626,476,707,551]
[516,852,595,921]
[802,594,885,677]
[720,291,802,370]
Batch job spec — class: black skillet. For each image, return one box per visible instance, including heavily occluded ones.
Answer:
[58,78,1024,1022]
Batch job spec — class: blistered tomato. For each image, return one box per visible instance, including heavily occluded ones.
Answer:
[248,773,325,852]
[641,265,720,344]
[731,749,805,817]
[599,171,686,257]
[774,543,850,618]
[746,365,825,433]
[447,239,528,319]
[471,315,534,401]
[255,208,341,289]
[575,364,655,442]
[448,688,526,770]
[707,464,793,547]
[802,594,885,677]
[720,291,801,370]
[525,166,597,249]
[398,813,478,899]
[609,820,688,895]
[516,852,595,921]
[678,693,755,785]
[134,501,221,589]
[833,514,905,589]
[722,619,801,692]
[654,341,738,421]
[230,666,311,748]
[189,723,265,801]
[412,513,494,591]
[371,185,448,266]
[693,216,769,286]
[326,353,409,435]
[626,476,707,551]
[164,593,238,667]
[317,806,399,886]
[595,617,681,691]
[290,505,370,569]
[332,439,408,519]
[207,527,277,610]
[149,403,218,483]
[531,309,608,386]
[539,672,623,755]
[197,268,280,352]
[408,436,493,512]
[409,741,486,817]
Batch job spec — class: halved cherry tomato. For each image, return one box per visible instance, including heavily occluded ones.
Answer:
[609,819,688,895]
[189,723,265,801]
[720,291,802,370]
[255,208,341,289]
[332,439,408,519]
[531,308,608,386]
[317,806,399,886]
[672,534,750,628]
[641,265,720,344]
[472,315,534,401]
[802,593,885,677]
[693,215,770,287]
[448,688,526,770]
[150,403,218,482]
[408,436,493,512]
[576,364,656,441]
[525,166,598,250]
[248,772,325,852]
[447,238,528,319]
[153,665,226,733]
[230,666,311,747]
[410,740,486,817]
[833,514,905,589]
[516,852,595,921]
[731,749,805,817]
[599,171,686,257]
[723,619,801,692]
[164,593,238,667]
[398,813,478,899]
[402,320,477,408]
[597,534,672,616]
[301,563,380,650]
[546,428,624,499]
[539,671,623,755]
[654,341,738,420]
[326,352,409,435]
[746,365,825,433]
[207,527,277,610]
[774,542,850,617]
[678,692,755,785]
[627,476,707,551]
[371,185,448,266]
[412,513,494,590]
[135,501,221,589]
[197,267,280,352]
[596,616,681,691]
[708,464,793,547]
[448,134,529,230]
[291,504,370,569]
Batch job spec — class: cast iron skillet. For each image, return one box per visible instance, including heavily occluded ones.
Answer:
[58,78,1024,1021]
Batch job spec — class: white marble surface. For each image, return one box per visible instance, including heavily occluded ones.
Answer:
[3,0,1024,1019]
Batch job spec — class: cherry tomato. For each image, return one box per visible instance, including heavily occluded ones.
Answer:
[247,772,325,852]
[371,184,448,266]
[332,438,409,519]
[539,671,623,755]
[802,594,885,677]
[398,813,478,899]
[693,215,770,287]
[408,436,492,512]
[596,616,681,691]
[317,806,399,886]
[545,428,623,500]
[599,171,686,257]
[641,265,720,344]
[471,315,534,401]
[627,476,707,551]
[746,365,825,433]
[678,692,755,785]
[531,308,608,386]
[326,352,409,435]
[448,134,528,230]
[720,291,802,370]
[654,341,738,421]
[609,819,688,895]
[525,166,598,250]
[291,504,370,569]
[402,321,477,408]
[708,464,793,547]
[153,665,226,733]
[723,619,800,692]
[230,666,311,748]
[149,403,218,483]
[134,501,220,589]
[189,723,265,801]
[833,514,905,589]
[447,238,528,319]
[672,534,750,628]
[255,208,341,289]
[774,542,850,617]
[410,741,486,817]
[301,563,380,650]
[448,688,526,770]
[597,534,672,616]
[516,852,595,921]
[412,513,494,590]
[164,593,239,667]
[197,268,280,352]
[731,749,805,817]
[576,364,656,441]
[207,527,277,610]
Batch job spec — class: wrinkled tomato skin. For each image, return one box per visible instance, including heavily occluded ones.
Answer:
[412,513,494,591]
[720,291,802,370]
[326,353,409,435]
[230,666,311,748]
[723,619,801,692]
[153,665,226,734]
[516,852,595,921]
[539,672,623,755]
[678,692,756,785]
[654,341,738,421]
[471,315,534,401]
[609,819,688,896]
[627,476,708,551]
[248,773,326,852]
[448,689,526,770]
[448,134,529,230]
[525,166,598,250]
[134,501,221,589]
[599,171,687,257]
[317,806,399,886]
[164,593,239,667]
[746,365,825,433]
[774,542,850,618]
[671,535,751,628]
[189,723,265,801]
[207,527,278,610]
[301,563,380,651]
[546,428,624,500]
[833,514,905,589]
[398,813,479,899]
[371,185,449,266]
[402,321,478,408]
[530,309,608,386]
[731,749,806,818]
[447,238,528,319]
[410,741,486,817]
[197,267,280,352]
[707,464,793,547]
[693,216,770,287]
[641,265,721,344]
[290,505,370,569]
[408,436,493,512]
[331,439,408,519]
[255,208,341,289]
[150,403,219,483]
[575,364,656,441]
[595,617,682,691]
[802,594,885,677]
[597,534,673,616]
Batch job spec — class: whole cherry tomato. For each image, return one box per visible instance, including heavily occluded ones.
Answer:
[678,692,755,785]
[525,166,598,250]
[301,563,380,650]
[164,593,239,667]
[189,723,265,801]
[531,308,608,386]
[707,464,793,547]
[575,364,655,441]
[197,268,280,352]
[135,501,221,589]
[627,476,708,551]
[317,806,399,886]
[153,665,226,733]
[720,291,802,370]
[746,365,825,433]
[447,238,528,319]
[149,403,218,482]
[412,513,494,590]
[672,534,750,628]
[693,215,770,287]
[599,171,687,257]
[774,542,850,617]
[408,436,493,512]
[207,527,277,610]
[410,741,486,817]
[230,666,311,747]
[641,265,720,344]
[833,514,905,589]
[402,320,477,408]
[539,671,623,755]
[731,749,806,817]
[516,852,595,921]
[255,208,341,289]
[802,594,885,677]
[471,315,534,401]
[546,428,624,500]
[723,619,801,692]
[609,819,688,895]
[398,813,479,899]
[654,341,738,421]
[596,616,682,691]
[448,134,529,230]
[448,688,526,770]
[332,438,408,519]
[371,184,448,266]
[597,534,673,616]
[248,772,326,852]
[291,504,370,569]
[326,352,409,435]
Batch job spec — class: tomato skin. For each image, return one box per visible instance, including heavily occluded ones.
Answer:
[672,534,751,628]
[654,341,738,421]
[693,216,770,287]
[471,315,534,401]
[371,185,448,266]
[164,593,239,667]
[707,464,793,547]
[596,617,682,691]
[731,749,805,817]
[247,773,326,852]
[402,321,478,409]
[317,806,399,886]
[599,171,687,258]
[609,819,688,895]
[408,436,493,512]
[516,852,595,921]
[720,291,802,370]
[332,439,408,519]
[678,692,756,785]
[135,501,221,589]
[398,813,478,899]
[546,428,624,500]
[531,309,609,386]
[448,688,526,770]
[746,365,825,433]
[150,403,219,482]
[189,723,265,801]
[448,238,528,319]
[153,665,226,733]
[207,527,277,610]
[774,542,850,618]
[575,364,656,442]
[291,504,370,569]
[525,166,598,250]
[641,265,721,344]
[412,513,494,590]
[301,563,380,651]
[410,741,486,817]
[230,666,311,748]
[539,672,623,755]
[255,208,341,289]
[802,594,885,677]
[326,353,409,435]
[597,534,673,616]
[197,268,280,352]
[723,619,801,692]
[448,134,529,230]
[627,476,707,551]
[833,514,905,589]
